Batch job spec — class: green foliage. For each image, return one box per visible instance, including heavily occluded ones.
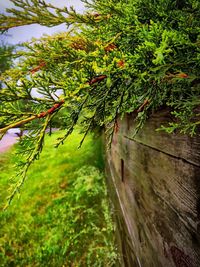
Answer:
[0,41,15,127]
[0,0,200,201]
[0,42,14,79]
[0,131,118,266]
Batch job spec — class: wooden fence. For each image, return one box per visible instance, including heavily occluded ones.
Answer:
[106,109,200,267]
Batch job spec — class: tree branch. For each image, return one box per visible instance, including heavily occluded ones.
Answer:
[0,100,64,134]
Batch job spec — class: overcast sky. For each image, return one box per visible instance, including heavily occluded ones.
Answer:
[0,0,85,44]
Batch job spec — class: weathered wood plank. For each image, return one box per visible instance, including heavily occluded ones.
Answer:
[118,110,200,167]
[106,111,200,267]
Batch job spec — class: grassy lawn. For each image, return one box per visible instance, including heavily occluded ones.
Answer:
[0,130,117,267]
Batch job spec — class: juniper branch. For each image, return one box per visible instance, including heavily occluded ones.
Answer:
[4,113,52,210]
[0,0,70,30]
[0,100,64,135]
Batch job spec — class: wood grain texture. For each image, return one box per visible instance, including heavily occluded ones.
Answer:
[106,110,200,267]
[121,109,200,167]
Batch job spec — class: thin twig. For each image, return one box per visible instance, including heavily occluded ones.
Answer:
[0,100,64,134]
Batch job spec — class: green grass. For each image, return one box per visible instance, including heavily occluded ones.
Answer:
[0,130,117,267]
